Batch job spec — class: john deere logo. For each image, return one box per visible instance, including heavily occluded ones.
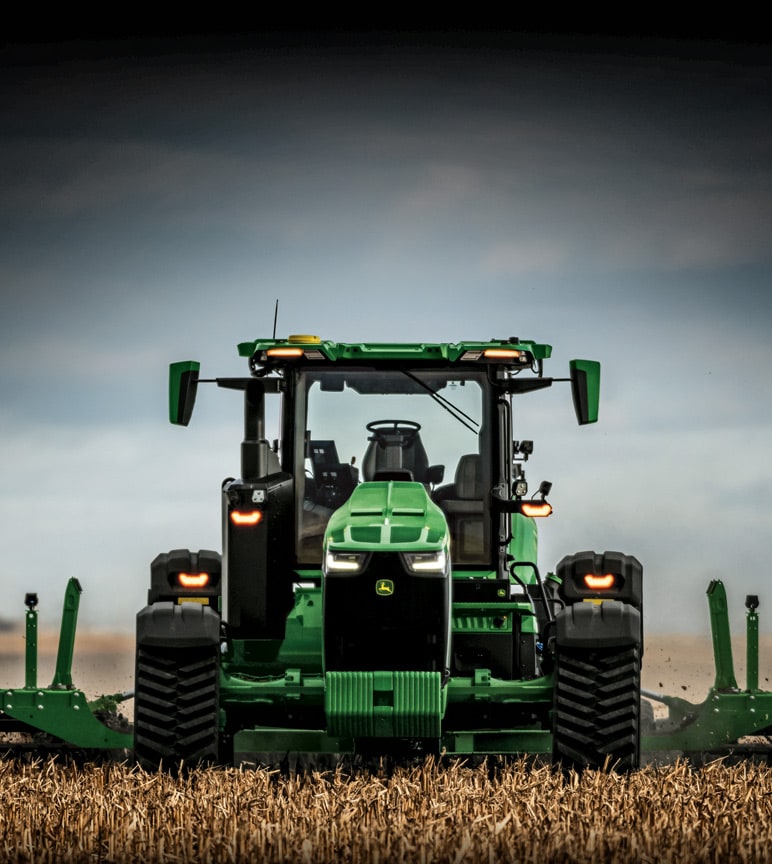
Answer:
[376,579,394,596]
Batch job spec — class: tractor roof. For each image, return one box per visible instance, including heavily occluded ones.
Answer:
[238,335,553,363]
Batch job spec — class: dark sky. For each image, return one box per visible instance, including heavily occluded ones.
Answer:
[2,30,771,635]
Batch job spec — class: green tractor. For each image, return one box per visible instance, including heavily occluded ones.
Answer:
[134,334,643,771]
[4,334,770,768]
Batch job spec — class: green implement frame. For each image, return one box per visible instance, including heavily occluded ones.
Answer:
[642,580,772,757]
[2,578,771,760]
[1,579,133,751]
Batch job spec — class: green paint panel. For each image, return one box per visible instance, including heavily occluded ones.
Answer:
[220,669,326,705]
[443,729,552,755]
[509,514,539,581]
[707,579,738,690]
[325,671,374,737]
[326,671,444,738]
[233,728,353,763]
[51,578,82,688]
[747,609,759,691]
[445,672,554,706]
[2,688,132,750]
[451,602,535,636]
[393,672,445,737]
[325,482,448,552]
[644,689,772,752]
[278,588,323,671]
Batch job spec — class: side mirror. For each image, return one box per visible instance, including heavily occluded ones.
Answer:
[169,361,200,426]
[569,359,600,425]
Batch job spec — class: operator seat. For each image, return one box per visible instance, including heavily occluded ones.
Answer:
[435,454,485,563]
[362,427,430,483]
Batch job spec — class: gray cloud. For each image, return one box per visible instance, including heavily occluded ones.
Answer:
[1,35,771,636]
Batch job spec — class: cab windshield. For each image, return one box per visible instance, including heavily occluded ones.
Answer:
[297,368,491,567]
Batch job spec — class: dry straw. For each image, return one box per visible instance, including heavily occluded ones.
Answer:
[1,757,771,862]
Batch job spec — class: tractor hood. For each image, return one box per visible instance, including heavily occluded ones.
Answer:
[322,480,453,678]
[324,481,449,553]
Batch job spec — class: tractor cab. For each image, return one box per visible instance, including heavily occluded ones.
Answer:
[295,366,490,567]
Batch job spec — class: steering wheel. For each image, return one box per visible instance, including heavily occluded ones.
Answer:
[366,419,421,445]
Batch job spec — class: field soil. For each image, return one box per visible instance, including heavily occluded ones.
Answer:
[3,631,771,863]
[1,630,770,707]
[2,757,771,863]
[0,630,136,721]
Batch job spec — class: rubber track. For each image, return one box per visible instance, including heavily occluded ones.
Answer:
[134,645,219,770]
[553,645,641,771]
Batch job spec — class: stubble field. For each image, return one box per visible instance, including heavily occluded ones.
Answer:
[1,632,771,863]
[2,755,772,863]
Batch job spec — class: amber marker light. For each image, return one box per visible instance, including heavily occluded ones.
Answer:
[483,348,523,359]
[520,500,553,517]
[583,573,616,590]
[178,572,210,589]
[230,510,263,526]
[266,347,304,357]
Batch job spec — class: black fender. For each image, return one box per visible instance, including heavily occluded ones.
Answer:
[136,601,220,648]
[555,599,641,649]
[557,550,642,609]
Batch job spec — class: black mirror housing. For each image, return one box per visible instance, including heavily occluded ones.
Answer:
[169,361,200,426]
[569,359,600,425]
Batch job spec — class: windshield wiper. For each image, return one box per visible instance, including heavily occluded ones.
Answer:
[401,370,480,434]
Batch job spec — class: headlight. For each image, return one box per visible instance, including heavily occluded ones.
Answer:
[325,551,367,573]
[401,550,447,574]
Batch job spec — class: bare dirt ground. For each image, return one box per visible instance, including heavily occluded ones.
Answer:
[0,631,135,720]
[643,633,772,698]
[2,630,770,708]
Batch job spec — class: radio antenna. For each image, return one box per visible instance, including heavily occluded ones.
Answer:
[272,299,279,339]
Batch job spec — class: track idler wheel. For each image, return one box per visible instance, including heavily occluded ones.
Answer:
[134,643,220,771]
[552,642,641,772]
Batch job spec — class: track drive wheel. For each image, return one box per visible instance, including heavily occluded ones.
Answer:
[134,643,220,771]
[552,643,641,772]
